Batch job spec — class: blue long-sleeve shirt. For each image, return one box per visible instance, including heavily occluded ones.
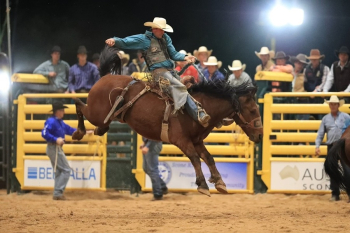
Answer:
[342,118,350,134]
[113,31,185,71]
[203,69,225,81]
[316,112,350,147]
[68,62,100,92]
[42,116,76,143]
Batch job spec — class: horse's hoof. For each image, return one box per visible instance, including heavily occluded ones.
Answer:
[215,184,228,194]
[72,131,84,141]
[197,188,211,197]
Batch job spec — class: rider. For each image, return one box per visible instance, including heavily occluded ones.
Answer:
[105,17,211,127]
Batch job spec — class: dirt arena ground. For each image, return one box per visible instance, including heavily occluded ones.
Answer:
[1,190,350,233]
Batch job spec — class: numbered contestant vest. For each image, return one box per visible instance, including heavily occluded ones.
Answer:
[143,34,170,67]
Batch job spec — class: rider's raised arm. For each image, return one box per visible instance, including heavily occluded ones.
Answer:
[113,34,148,50]
[164,34,186,62]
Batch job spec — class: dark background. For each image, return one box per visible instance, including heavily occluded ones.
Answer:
[2,0,350,77]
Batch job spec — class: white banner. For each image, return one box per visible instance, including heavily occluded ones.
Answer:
[271,161,330,191]
[145,161,247,190]
[24,159,101,189]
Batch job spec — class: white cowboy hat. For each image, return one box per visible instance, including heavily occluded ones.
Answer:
[203,56,222,68]
[118,51,130,62]
[144,17,173,33]
[228,60,246,71]
[255,47,275,59]
[179,50,192,56]
[324,95,345,107]
[193,46,213,58]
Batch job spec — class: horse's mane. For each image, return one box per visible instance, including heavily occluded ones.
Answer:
[188,79,257,112]
[189,79,256,99]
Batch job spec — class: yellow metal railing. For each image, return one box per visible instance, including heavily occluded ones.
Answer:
[13,94,107,191]
[259,92,350,193]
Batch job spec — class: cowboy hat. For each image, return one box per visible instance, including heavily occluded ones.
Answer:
[255,47,275,59]
[50,101,68,112]
[179,50,192,56]
[77,46,88,54]
[228,60,246,71]
[272,51,290,60]
[290,54,309,64]
[324,95,344,107]
[203,56,222,68]
[144,17,173,33]
[193,46,213,58]
[51,45,61,53]
[306,49,325,60]
[335,46,350,57]
[118,50,130,62]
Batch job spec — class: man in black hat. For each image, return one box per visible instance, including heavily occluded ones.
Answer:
[268,51,293,92]
[92,53,100,69]
[34,45,70,93]
[68,46,100,93]
[323,46,350,92]
[41,102,75,200]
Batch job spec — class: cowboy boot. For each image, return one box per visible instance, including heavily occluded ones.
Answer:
[185,95,211,127]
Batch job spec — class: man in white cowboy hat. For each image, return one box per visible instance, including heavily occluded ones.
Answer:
[118,51,130,75]
[255,46,275,72]
[105,17,210,127]
[227,60,252,87]
[304,49,329,92]
[175,50,199,82]
[193,46,212,73]
[323,46,350,92]
[315,95,350,201]
[203,56,225,81]
[290,54,308,92]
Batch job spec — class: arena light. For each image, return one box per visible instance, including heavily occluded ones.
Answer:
[269,6,304,26]
[0,71,10,95]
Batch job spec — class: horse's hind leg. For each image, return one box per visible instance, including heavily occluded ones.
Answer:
[194,142,227,194]
[180,141,210,196]
[72,98,87,140]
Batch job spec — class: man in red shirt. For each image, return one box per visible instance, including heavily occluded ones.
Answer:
[175,50,199,82]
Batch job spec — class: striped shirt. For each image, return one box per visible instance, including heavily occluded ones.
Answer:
[315,111,350,147]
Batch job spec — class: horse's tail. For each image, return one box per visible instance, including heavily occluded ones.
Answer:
[99,45,122,77]
[324,139,347,190]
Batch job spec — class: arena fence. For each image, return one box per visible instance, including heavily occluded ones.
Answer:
[13,94,107,191]
[132,125,255,194]
[258,92,350,194]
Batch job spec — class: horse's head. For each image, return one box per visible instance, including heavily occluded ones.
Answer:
[231,85,263,143]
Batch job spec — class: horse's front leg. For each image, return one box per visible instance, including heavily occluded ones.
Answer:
[179,141,210,196]
[72,98,87,140]
[194,142,228,194]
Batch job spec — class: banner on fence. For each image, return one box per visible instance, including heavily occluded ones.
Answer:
[24,160,101,188]
[271,162,330,191]
[145,161,247,190]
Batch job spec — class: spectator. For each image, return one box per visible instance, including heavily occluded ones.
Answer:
[290,54,308,92]
[323,46,350,92]
[270,51,293,74]
[290,54,309,120]
[304,49,329,92]
[315,95,350,201]
[255,46,275,72]
[68,46,100,93]
[128,50,148,75]
[92,53,100,69]
[175,50,199,82]
[227,60,252,86]
[193,46,212,74]
[34,45,70,93]
[203,56,225,81]
[41,102,91,200]
[118,50,130,75]
[140,137,168,201]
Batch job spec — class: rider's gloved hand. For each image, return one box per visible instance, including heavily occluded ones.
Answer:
[105,38,115,47]
[184,55,196,64]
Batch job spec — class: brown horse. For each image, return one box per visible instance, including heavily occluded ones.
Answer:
[72,47,263,196]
